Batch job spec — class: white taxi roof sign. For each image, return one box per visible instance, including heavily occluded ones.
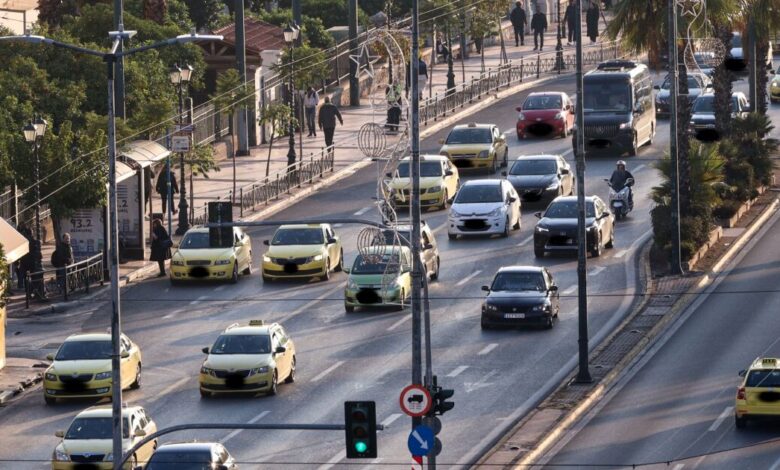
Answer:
[248,320,265,326]
[467,122,477,127]
[762,358,777,365]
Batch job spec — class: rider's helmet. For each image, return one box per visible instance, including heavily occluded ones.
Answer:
[616,160,626,170]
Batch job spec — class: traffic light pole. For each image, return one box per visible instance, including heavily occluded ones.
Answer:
[667,0,683,275]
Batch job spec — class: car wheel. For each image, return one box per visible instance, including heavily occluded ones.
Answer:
[480,316,490,330]
[605,230,615,249]
[130,364,142,390]
[439,190,448,211]
[230,263,239,284]
[285,356,296,384]
[544,315,554,330]
[628,132,638,156]
[501,217,510,238]
[268,370,278,396]
[448,233,457,240]
[335,250,344,272]
[735,414,747,429]
[430,257,440,281]
[534,243,545,258]
[199,388,211,399]
[44,395,56,405]
[345,303,355,313]
[322,259,331,281]
[503,149,509,168]
[490,155,498,174]
[590,232,602,257]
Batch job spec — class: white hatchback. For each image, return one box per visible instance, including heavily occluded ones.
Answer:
[448,179,521,239]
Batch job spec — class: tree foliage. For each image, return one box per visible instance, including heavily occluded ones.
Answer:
[274,44,331,91]
[253,9,335,50]
[258,103,296,175]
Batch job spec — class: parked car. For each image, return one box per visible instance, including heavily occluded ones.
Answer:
[533,196,614,258]
[170,226,252,284]
[480,266,560,330]
[515,91,575,139]
[145,442,238,469]
[654,73,711,117]
[689,92,750,140]
[504,154,574,201]
[447,179,521,239]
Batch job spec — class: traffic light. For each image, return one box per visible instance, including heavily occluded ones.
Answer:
[344,401,377,458]
[433,387,455,415]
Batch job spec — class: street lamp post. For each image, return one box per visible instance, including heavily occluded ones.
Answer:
[170,64,193,236]
[22,116,47,277]
[446,24,456,94]
[284,24,299,167]
[555,0,565,71]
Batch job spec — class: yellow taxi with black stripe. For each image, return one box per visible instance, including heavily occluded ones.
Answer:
[735,357,780,428]
[170,226,253,284]
[386,155,460,210]
[438,122,508,173]
[261,224,343,281]
[199,320,296,397]
[43,333,142,405]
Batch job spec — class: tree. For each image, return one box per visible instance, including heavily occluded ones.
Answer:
[143,0,168,23]
[212,69,253,199]
[712,24,734,137]
[258,103,296,176]
[182,143,220,207]
[183,0,225,30]
[253,10,335,50]
[274,44,331,91]
[276,0,370,29]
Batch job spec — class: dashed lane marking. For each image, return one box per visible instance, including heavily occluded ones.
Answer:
[589,266,605,276]
[220,410,271,444]
[708,406,733,432]
[353,206,371,216]
[388,314,412,331]
[517,236,533,247]
[312,361,345,382]
[381,413,403,427]
[456,270,482,287]
[561,285,577,295]
[447,365,469,377]
[613,249,628,258]
[478,343,499,356]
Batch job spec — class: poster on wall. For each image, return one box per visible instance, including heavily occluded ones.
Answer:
[117,176,141,247]
[60,208,105,258]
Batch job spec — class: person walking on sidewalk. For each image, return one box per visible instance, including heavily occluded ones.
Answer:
[563,0,577,45]
[531,10,547,51]
[385,80,403,132]
[586,1,600,44]
[51,233,74,291]
[318,96,343,152]
[150,218,172,277]
[155,168,178,216]
[405,56,429,100]
[304,87,319,137]
[510,1,527,47]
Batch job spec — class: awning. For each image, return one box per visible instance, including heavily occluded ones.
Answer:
[120,140,171,169]
[116,161,135,184]
[0,217,29,264]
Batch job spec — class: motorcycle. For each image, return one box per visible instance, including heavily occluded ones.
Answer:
[605,177,634,220]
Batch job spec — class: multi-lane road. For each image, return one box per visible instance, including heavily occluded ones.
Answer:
[4,68,681,469]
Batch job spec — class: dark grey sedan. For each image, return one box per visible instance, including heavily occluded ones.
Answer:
[504,154,574,201]
[481,266,560,329]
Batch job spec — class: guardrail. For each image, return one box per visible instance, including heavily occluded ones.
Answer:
[25,253,104,308]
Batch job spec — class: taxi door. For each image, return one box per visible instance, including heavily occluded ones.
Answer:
[119,336,135,389]
[271,329,291,380]
[325,225,341,269]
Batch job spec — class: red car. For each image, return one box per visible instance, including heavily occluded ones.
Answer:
[516,92,575,140]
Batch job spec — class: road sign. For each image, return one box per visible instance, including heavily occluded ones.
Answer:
[399,384,431,417]
[171,135,191,152]
[407,425,434,456]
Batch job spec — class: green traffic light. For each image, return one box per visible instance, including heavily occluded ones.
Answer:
[354,441,368,453]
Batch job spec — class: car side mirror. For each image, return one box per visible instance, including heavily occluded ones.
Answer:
[275,346,287,354]
[508,197,517,203]
[481,285,490,292]
[501,171,507,177]
[327,237,337,244]
[549,285,558,292]
[46,353,55,361]
[560,168,569,175]
[653,85,660,90]
[534,211,542,219]
[738,369,747,377]
[515,106,523,112]
[263,240,270,246]
[202,347,210,354]
[446,197,454,205]
[343,267,351,274]
[55,430,65,438]
[385,172,393,178]
[444,169,453,176]
[423,243,434,250]
[120,351,130,359]
[438,138,445,145]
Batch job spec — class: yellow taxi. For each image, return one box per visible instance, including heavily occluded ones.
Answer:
[735,357,780,428]
[771,72,780,103]
[343,245,413,312]
[438,122,508,173]
[51,404,157,469]
[261,224,343,281]
[170,226,252,284]
[199,320,296,397]
[44,333,142,405]
[386,155,460,210]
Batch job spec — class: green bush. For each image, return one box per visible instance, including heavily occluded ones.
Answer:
[723,160,754,201]
[712,199,742,219]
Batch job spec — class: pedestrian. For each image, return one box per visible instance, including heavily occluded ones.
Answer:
[436,34,450,61]
[15,223,32,289]
[563,0,577,45]
[51,233,74,291]
[510,1,527,47]
[385,80,403,132]
[531,9,548,51]
[318,96,343,152]
[150,218,172,277]
[586,1,599,44]
[155,166,178,216]
[405,56,429,100]
[304,86,319,137]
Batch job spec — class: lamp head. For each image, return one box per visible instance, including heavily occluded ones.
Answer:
[23,121,36,143]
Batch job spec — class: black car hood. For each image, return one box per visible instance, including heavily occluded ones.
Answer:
[508,174,557,188]
[538,217,596,229]
[485,291,548,306]
[690,113,715,124]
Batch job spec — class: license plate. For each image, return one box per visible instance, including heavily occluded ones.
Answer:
[504,313,525,319]
[567,239,574,244]
[613,201,623,207]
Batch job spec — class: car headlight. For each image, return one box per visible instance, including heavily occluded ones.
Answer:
[546,181,560,190]
[536,226,549,233]
[554,111,563,119]
[45,372,57,381]
[450,208,463,218]
[427,186,442,193]
[532,303,550,312]
[618,122,630,130]
[347,278,358,290]
[248,366,270,376]
[171,259,185,266]
[95,371,112,380]
[772,82,779,87]
[478,150,490,158]
[200,366,217,377]
[312,254,324,261]
[487,207,503,217]
[518,112,526,120]
[53,447,69,461]
[484,303,498,312]
[214,259,232,265]
[263,255,272,262]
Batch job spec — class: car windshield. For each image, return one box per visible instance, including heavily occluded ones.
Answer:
[351,253,403,275]
[692,96,715,113]
[272,228,324,245]
[510,159,558,176]
[544,200,596,218]
[147,451,214,469]
[396,162,443,177]
[445,128,492,144]
[746,369,780,387]
[210,334,271,355]
[180,232,210,249]
[55,341,112,361]
[662,76,702,90]
[583,80,631,112]
[523,95,562,110]
[65,417,129,439]
[491,272,546,292]
[454,184,503,203]
[383,230,413,247]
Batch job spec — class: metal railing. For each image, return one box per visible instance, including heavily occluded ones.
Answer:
[25,253,104,308]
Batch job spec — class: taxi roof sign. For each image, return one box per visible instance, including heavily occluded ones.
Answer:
[762,358,777,365]
[249,320,265,326]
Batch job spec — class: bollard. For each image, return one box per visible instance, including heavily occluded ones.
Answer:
[240,188,244,217]
[536,52,541,78]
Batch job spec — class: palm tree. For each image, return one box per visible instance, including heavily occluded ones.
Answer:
[712,23,734,136]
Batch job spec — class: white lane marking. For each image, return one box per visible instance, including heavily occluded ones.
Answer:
[333,223,344,227]
[502,128,515,135]
[220,410,271,444]
[381,413,403,427]
[478,343,499,356]
[589,266,605,276]
[362,458,383,470]
[312,360,345,382]
[388,314,412,331]
[517,236,533,247]
[708,406,734,432]
[188,295,207,305]
[465,369,499,393]
[613,249,628,258]
[277,283,344,324]
[215,285,226,291]
[562,285,577,295]
[162,309,185,319]
[456,269,482,287]
[633,164,646,172]
[353,206,371,216]
[155,376,189,398]
[672,464,685,470]
[317,450,346,470]
[447,365,469,377]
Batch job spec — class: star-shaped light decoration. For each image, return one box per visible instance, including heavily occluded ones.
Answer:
[349,42,379,79]
[677,0,703,17]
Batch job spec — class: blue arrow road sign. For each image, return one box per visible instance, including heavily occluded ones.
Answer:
[407,425,434,456]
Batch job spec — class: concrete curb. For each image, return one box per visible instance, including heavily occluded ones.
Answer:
[0,370,44,406]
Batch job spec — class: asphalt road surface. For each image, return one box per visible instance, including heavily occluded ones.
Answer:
[2,68,669,469]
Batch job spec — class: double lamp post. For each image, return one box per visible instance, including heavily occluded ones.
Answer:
[283,22,300,167]
[169,63,193,235]
[22,116,48,277]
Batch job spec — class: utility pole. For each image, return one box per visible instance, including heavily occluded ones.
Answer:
[667,0,683,274]
[235,0,250,156]
[573,0,591,384]
[748,16,758,110]
[113,0,125,119]
[348,0,360,106]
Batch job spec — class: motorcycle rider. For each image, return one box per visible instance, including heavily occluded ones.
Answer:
[609,160,635,208]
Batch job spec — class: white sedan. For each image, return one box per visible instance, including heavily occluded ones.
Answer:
[447,179,521,239]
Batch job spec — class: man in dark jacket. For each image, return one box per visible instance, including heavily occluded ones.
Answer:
[510,1,527,47]
[530,10,547,51]
[52,233,74,290]
[318,96,343,152]
[155,166,178,216]
[563,0,577,45]
[609,160,635,207]
[586,1,599,44]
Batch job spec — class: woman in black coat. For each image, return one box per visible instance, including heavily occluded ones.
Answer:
[150,218,171,277]
[586,2,599,44]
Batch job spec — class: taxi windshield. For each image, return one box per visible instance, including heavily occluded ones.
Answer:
[352,253,403,274]
[56,341,112,361]
[180,232,210,249]
[383,230,412,247]
[396,162,442,178]
[147,450,213,469]
[746,369,780,387]
[445,128,492,144]
[272,228,324,245]
[65,417,130,439]
[491,272,546,292]
[211,334,271,354]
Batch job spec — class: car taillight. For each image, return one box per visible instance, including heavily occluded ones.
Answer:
[736,387,746,400]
